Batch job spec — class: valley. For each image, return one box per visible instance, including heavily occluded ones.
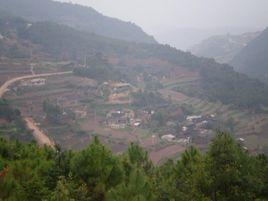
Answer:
[1,57,268,164]
[0,0,267,200]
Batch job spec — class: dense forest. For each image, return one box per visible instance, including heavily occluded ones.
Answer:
[0,99,32,142]
[0,132,267,201]
[72,52,125,83]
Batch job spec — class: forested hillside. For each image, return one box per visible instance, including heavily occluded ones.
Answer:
[1,14,268,111]
[190,32,259,63]
[231,27,268,84]
[0,133,267,200]
[0,0,156,44]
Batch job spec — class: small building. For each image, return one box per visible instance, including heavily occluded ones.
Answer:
[186,115,202,121]
[21,78,46,87]
[237,138,246,146]
[30,78,46,86]
[238,138,245,142]
[182,126,188,132]
[133,121,141,127]
[112,82,132,94]
[0,34,3,40]
[161,134,176,142]
[210,114,216,118]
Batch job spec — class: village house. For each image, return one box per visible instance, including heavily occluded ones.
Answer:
[132,119,142,127]
[161,134,176,142]
[186,115,202,121]
[31,78,46,86]
[111,82,132,94]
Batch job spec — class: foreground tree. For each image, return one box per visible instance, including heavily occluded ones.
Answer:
[107,168,155,201]
[207,132,261,201]
[0,132,267,200]
[70,137,123,200]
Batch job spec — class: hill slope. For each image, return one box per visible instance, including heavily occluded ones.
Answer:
[231,28,268,84]
[0,0,156,44]
[190,32,259,63]
[1,15,268,111]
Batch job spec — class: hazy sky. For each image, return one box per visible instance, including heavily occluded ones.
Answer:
[56,0,268,49]
[58,0,268,34]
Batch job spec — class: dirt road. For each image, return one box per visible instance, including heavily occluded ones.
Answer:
[0,71,72,98]
[25,118,55,147]
[0,71,72,148]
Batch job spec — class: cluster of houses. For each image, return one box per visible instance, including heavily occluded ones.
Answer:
[106,109,134,129]
[160,113,217,146]
[182,114,216,135]
[106,109,145,129]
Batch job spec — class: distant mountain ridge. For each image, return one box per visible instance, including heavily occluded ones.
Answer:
[0,0,156,44]
[190,32,260,63]
[231,27,268,84]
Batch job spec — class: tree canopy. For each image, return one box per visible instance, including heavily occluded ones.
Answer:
[0,132,267,200]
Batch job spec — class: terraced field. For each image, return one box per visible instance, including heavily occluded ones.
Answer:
[160,76,268,150]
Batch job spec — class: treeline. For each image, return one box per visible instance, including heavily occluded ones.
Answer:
[0,132,267,201]
[0,99,31,141]
[0,15,30,58]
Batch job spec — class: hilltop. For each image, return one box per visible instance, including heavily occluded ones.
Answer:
[190,32,259,63]
[0,0,156,44]
[231,27,268,84]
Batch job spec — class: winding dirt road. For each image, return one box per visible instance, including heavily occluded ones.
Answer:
[0,71,72,148]
[0,71,72,98]
[25,118,55,147]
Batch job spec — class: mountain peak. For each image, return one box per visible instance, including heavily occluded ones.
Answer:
[0,0,157,44]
